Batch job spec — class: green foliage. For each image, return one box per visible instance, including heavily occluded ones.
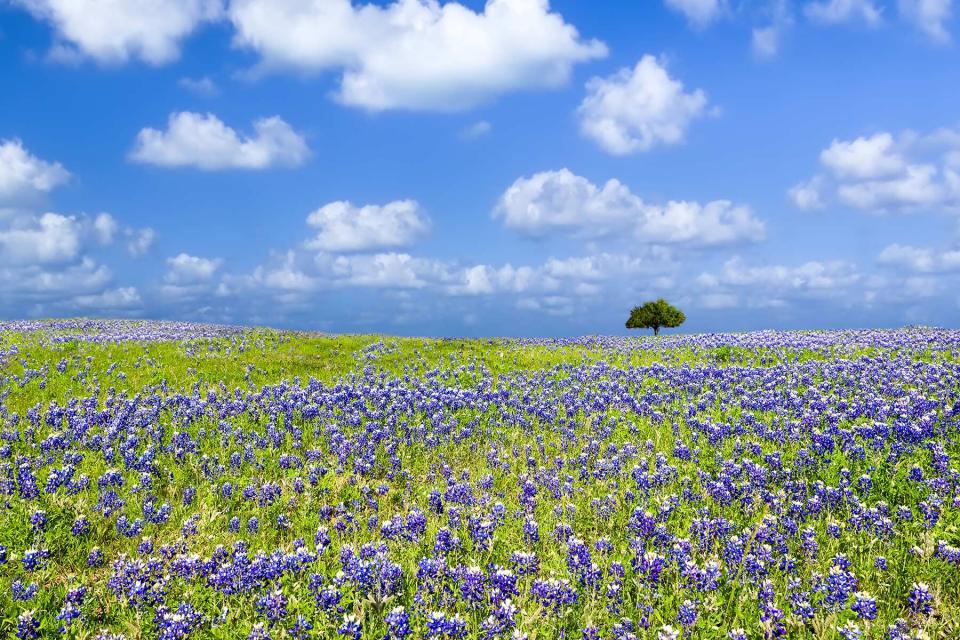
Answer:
[625,298,686,335]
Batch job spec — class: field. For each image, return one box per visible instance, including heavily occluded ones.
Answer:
[0,319,958,640]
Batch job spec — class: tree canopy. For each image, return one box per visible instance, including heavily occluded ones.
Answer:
[626,299,685,336]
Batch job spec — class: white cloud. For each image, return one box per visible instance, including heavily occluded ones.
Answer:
[751,26,781,58]
[0,257,112,298]
[820,133,905,179]
[165,252,223,284]
[791,126,960,213]
[898,0,953,43]
[178,76,219,96]
[12,0,223,65]
[789,176,825,210]
[878,243,960,272]
[696,256,862,309]
[515,295,575,316]
[700,292,739,309]
[749,0,793,59]
[0,212,88,265]
[460,121,493,140]
[246,252,318,293]
[125,227,156,256]
[715,257,860,291]
[0,139,71,202]
[578,55,709,155]
[322,252,444,289]
[445,250,669,298]
[129,112,309,170]
[494,168,765,245]
[664,0,726,27]
[305,200,430,252]
[92,212,118,244]
[228,0,606,111]
[836,163,946,210]
[72,286,142,309]
[448,263,539,295]
[804,0,883,25]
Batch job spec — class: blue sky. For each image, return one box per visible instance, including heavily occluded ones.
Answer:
[1,0,958,336]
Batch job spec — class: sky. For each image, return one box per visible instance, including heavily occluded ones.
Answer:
[1,0,959,336]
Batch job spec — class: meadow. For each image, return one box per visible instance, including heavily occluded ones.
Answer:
[0,319,958,639]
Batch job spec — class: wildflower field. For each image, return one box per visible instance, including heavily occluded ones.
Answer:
[1,319,959,640]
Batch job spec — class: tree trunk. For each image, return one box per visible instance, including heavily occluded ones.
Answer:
[654,326,660,336]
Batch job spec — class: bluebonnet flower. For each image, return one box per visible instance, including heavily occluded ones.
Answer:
[247,623,271,640]
[908,582,933,615]
[16,612,40,640]
[12,580,38,601]
[288,615,312,640]
[154,602,203,640]
[657,625,680,640]
[837,621,863,640]
[851,591,877,620]
[255,588,288,625]
[88,547,105,567]
[385,606,412,639]
[338,614,362,640]
[21,547,49,571]
[677,600,698,627]
[73,515,90,536]
[29,510,47,533]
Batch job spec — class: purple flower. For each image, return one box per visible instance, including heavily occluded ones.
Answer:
[16,612,40,640]
[908,582,933,615]
[851,591,877,620]
[338,614,362,640]
[385,606,411,639]
[677,600,698,627]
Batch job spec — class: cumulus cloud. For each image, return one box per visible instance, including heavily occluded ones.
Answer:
[0,257,112,299]
[804,0,883,25]
[228,0,606,111]
[129,112,309,170]
[72,286,142,310]
[820,133,905,179]
[448,251,664,296]
[695,256,862,309]
[165,252,223,284]
[788,177,826,210]
[305,200,430,253]
[898,0,953,42]
[0,212,84,265]
[664,0,727,27]
[0,210,124,266]
[242,251,318,293]
[125,227,156,256]
[0,139,71,202]
[321,252,447,289]
[878,243,960,272]
[790,127,960,213]
[460,121,493,140]
[494,168,765,245]
[12,0,223,65]
[751,26,781,57]
[578,55,710,155]
[0,140,150,313]
[92,212,118,244]
[229,217,669,313]
[178,76,219,96]
[713,256,860,290]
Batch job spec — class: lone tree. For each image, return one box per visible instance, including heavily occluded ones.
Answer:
[626,299,686,336]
